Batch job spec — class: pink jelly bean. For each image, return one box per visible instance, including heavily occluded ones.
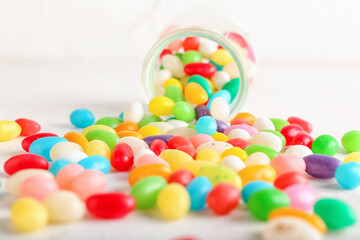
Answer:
[271,154,306,176]
[223,124,258,136]
[56,164,85,190]
[135,154,170,168]
[284,184,317,212]
[189,134,214,148]
[19,176,58,201]
[70,169,107,200]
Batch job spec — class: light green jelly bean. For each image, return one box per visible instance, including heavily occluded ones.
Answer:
[244,144,278,160]
[187,75,213,98]
[341,130,360,153]
[172,101,196,123]
[198,165,242,190]
[165,85,185,103]
[85,129,119,150]
[182,51,202,65]
[138,115,162,128]
[187,125,196,130]
[222,78,239,102]
[175,53,183,60]
[270,118,290,132]
[263,130,286,148]
[95,116,123,129]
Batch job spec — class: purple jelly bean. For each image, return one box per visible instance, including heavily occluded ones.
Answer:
[195,105,210,120]
[216,120,228,133]
[303,154,342,179]
[143,135,174,146]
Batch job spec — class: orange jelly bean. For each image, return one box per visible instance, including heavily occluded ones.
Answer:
[128,164,172,186]
[63,131,89,150]
[238,164,276,185]
[115,122,139,132]
[184,82,208,105]
[231,112,256,125]
[117,130,143,139]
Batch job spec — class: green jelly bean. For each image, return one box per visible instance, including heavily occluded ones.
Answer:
[95,116,123,129]
[187,75,213,98]
[187,125,196,130]
[210,60,223,71]
[130,176,167,209]
[164,85,185,103]
[312,134,339,156]
[182,50,202,65]
[342,130,360,153]
[172,101,196,123]
[263,130,286,148]
[269,118,289,132]
[159,65,164,70]
[314,198,357,230]
[138,115,162,128]
[85,129,119,150]
[248,189,290,221]
[244,144,278,160]
[222,78,239,102]
[175,53,183,60]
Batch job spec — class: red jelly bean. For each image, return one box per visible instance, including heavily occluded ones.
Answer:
[4,153,49,175]
[292,131,313,148]
[230,119,252,126]
[22,132,59,152]
[168,136,194,149]
[111,143,134,171]
[287,116,313,133]
[183,37,200,51]
[86,192,136,219]
[160,49,172,59]
[150,139,169,156]
[168,169,194,186]
[274,171,309,190]
[15,118,41,136]
[280,124,304,146]
[227,138,250,150]
[184,62,216,78]
[176,145,196,159]
[207,183,240,215]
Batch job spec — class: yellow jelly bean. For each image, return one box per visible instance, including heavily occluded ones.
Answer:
[343,152,360,163]
[63,131,89,150]
[212,132,230,142]
[221,147,248,161]
[238,164,276,185]
[11,197,48,232]
[211,49,234,66]
[138,125,162,138]
[85,140,111,159]
[81,125,116,136]
[148,96,175,116]
[159,149,193,171]
[157,183,190,220]
[196,148,221,164]
[184,82,208,105]
[178,160,216,176]
[163,78,183,91]
[198,165,242,190]
[0,120,21,142]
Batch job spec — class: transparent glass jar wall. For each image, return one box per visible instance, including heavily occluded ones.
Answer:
[141,18,256,122]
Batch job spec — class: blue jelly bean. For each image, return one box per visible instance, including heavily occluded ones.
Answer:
[207,90,231,109]
[241,180,274,204]
[29,137,68,161]
[70,108,95,128]
[196,116,217,135]
[186,176,212,211]
[210,60,223,71]
[119,112,124,120]
[49,159,71,176]
[335,162,360,189]
[78,155,111,174]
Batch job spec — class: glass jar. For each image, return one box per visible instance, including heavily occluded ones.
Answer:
[141,18,256,122]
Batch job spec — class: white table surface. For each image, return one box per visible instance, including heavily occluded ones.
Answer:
[0,59,360,240]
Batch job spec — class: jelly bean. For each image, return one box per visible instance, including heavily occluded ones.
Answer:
[231,112,256,125]
[144,135,173,147]
[287,116,313,133]
[29,137,68,161]
[63,131,88,150]
[167,119,189,128]
[211,48,234,66]
[186,176,212,211]
[95,116,123,129]
[49,159,71,176]
[56,164,85,189]
[184,82,208,105]
[244,144,278,160]
[178,160,216,176]
[123,101,144,124]
[284,145,313,158]
[253,117,275,132]
[111,142,134,171]
[187,75,213,98]
[4,153,49,175]
[128,164,172,186]
[148,96,175,116]
[196,116,217,135]
[15,118,41,136]
[245,152,271,166]
[238,164,276,185]
[210,97,230,121]
[250,132,283,152]
[207,90,231,108]
[341,130,360,153]
[50,141,84,161]
[70,169,107,200]
[195,105,210,120]
[184,62,216,78]
[138,115,162,129]
[157,69,172,85]
[165,85,185,103]
[130,176,167,209]
[157,183,190,220]
[189,134,214,148]
[44,190,85,223]
[269,118,290,132]
[197,141,233,155]
[224,124,258,136]
[70,108,95,128]
[241,180,274,204]
[85,140,111,159]
[167,136,193,149]
[52,150,88,163]
[335,162,360,189]
[134,149,155,163]
[117,130,143,139]
[115,121,139,132]
[160,48,171,58]
[207,183,239,215]
[150,139,169,155]
[136,154,169,168]
[19,176,58,201]
[86,192,136,219]
[118,136,149,154]
[82,124,117,136]
[211,71,230,89]
[215,120,228,134]
[198,165,242,190]
[85,129,119,150]
[311,134,339,156]
[11,197,48,232]
[163,77,183,91]
[183,37,200,51]
[78,155,111,174]
[248,189,290,221]
[148,122,174,134]
[304,154,342,179]
[343,152,360,163]
[159,149,193,171]
[228,129,251,141]
[274,171,309,190]
[271,154,306,176]
[166,127,198,138]
[314,198,357,230]
[221,147,247,161]
[284,184,317,212]
[162,54,185,78]
[172,101,196,122]
[168,169,194,186]
[182,50,202,65]
[138,125,162,138]
[280,124,304,146]
[22,132,59,152]
[198,38,217,58]
[221,155,245,171]
[222,78,239,102]
[211,132,229,142]
[227,138,250,149]
[119,112,124,120]
[0,120,21,142]
[176,145,196,158]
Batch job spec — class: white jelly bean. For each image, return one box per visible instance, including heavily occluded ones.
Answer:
[245,152,271,166]
[221,155,246,172]
[197,141,233,155]
[210,97,230,121]
[166,127,197,138]
[250,132,283,152]
[118,136,149,155]
[50,142,84,161]
[285,145,313,158]
[134,149,155,163]
[53,150,88,163]
[228,129,251,141]
[166,119,189,128]
[148,122,174,134]
[253,117,275,131]
[211,71,230,90]
[198,39,218,59]
[123,101,144,124]
[223,62,240,79]
[156,69,172,86]
[162,54,185,78]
